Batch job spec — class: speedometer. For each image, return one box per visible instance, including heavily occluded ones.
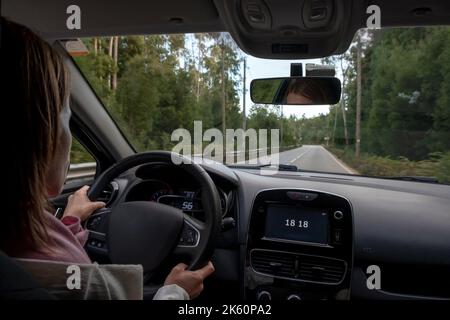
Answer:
[158,194,202,212]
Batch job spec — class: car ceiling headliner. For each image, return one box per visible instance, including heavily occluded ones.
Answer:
[1,0,225,38]
[2,0,450,59]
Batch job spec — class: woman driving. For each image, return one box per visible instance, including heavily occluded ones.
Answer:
[0,17,214,300]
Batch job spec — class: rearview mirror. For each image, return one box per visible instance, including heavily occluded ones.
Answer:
[250,77,341,105]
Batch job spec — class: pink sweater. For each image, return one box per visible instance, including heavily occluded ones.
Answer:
[13,212,189,300]
[14,211,91,264]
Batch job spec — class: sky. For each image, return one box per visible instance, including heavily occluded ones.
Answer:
[241,55,332,119]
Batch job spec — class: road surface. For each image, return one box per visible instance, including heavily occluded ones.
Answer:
[199,144,356,174]
[263,145,355,174]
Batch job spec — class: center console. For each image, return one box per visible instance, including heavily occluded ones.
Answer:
[245,189,353,300]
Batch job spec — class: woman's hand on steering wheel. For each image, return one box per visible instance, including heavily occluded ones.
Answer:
[164,261,215,299]
[64,186,106,221]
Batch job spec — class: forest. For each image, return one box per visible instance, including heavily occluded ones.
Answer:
[322,27,450,182]
[72,27,450,183]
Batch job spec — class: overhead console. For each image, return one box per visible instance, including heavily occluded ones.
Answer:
[245,189,353,300]
[215,0,363,59]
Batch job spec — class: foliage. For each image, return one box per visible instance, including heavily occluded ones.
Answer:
[305,27,450,183]
[251,79,283,104]
[70,139,95,164]
[73,33,245,153]
[71,28,450,185]
[328,147,450,184]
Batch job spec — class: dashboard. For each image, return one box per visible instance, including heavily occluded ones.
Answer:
[125,179,232,220]
[245,189,353,301]
[88,160,450,301]
[233,167,450,300]
[123,163,234,220]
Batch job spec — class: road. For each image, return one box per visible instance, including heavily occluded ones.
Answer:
[68,145,355,179]
[266,145,355,174]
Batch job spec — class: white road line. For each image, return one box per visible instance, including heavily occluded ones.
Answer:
[288,148,311,164]
[319,146,356,174]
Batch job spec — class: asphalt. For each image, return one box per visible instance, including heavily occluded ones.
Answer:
[276,145,354,174]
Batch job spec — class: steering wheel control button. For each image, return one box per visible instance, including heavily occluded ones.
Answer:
[179,223,199,246]
[88,216,102,228]
[86,210,112,232]
[287,191,318,201]
[333,210,344,220]
[186,230,195,244]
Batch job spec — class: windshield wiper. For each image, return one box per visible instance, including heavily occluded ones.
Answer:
[384,176,439,183]
[229,163,299,172]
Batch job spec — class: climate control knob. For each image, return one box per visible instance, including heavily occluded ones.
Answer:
[257,290,272,301]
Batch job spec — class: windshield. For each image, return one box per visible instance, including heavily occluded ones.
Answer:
[73,28,450,184]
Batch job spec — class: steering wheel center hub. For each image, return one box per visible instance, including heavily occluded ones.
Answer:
[108,201,184,271]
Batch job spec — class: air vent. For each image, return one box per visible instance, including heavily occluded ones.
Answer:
[96,181,119,206]
[251,249,346,284]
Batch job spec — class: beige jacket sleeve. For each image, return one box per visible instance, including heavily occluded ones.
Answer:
[15,258,189,300]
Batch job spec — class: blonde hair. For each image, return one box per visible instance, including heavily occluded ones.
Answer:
[1,18,70,254]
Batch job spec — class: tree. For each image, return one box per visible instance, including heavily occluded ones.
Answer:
[355,31,362,158]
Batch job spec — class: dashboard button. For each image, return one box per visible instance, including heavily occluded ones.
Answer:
[333,210,344,220]
[333,229,343,244]
[287,191,318,201]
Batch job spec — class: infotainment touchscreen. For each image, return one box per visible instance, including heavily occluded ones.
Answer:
[264,205,329,244]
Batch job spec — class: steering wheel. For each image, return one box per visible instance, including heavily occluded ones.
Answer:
[85,151,222,273]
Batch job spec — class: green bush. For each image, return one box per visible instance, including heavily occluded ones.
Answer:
[70,139,95,164]
[328,147,450,184]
